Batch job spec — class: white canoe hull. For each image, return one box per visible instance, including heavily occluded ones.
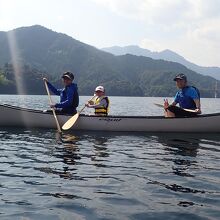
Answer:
[0,104,220,133]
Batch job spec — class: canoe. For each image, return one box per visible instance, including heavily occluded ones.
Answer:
[0,104,220,133]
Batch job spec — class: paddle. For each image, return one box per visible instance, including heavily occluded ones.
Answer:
[44,80,62,133]
[154,103,197,113]
[62,96,96,130]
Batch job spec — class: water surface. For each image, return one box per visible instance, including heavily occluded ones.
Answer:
[0,95,220,220]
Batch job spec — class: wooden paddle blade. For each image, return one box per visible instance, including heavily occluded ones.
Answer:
[62,113,79,130]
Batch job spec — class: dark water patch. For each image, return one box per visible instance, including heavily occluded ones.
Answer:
[131,212,209,220]
[95,190,120,195]
[1,199,32,206]
[148,180,205,194]
[0,173,43,179]
[24,180,47,186]
[37,192,91,201]
[34,166,85,180]
[178,201,196,207]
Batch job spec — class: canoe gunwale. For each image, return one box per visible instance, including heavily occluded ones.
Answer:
[1,104,220,119]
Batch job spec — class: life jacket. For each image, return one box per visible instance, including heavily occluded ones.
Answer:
[182,86,200,109]
[94,96,109,116]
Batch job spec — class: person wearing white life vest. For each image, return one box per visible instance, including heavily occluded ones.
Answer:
[85,86,110,116]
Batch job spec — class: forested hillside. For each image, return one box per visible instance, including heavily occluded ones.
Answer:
[0,25,218,97]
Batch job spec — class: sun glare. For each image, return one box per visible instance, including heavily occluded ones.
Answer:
[6,30,25,95]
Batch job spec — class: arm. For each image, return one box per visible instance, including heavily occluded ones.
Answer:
[190,88,201,113]
[171,101,177,106]
[46,81,61,96]
[86,99,107,108]
[194,99,201,114]
[164,99,177,109]
[55,86,75,108]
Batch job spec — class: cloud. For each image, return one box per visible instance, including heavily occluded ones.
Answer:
[91,0,220,20]
[189,0,220,20]
[140,38,165,51]
[91,0,190,25]
[91,0,220,66]
[184,19,220,66]
[90,0,220,38]
[190,21,220,46]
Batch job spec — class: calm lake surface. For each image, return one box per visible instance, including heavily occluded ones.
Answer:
[0,95,220,220]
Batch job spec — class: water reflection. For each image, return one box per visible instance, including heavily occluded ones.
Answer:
[31,132,81,180]
[91,136,109,165]
[41,132,112,179]
[60,134,81,166]
[1,129,220,219]
[157,134,199,178]
[62,133,110,167]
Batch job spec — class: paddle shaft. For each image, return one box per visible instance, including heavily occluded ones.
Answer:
[44,81,62,133]
[78,95,96,114]
[62,95,96,130]
[78,105,86,114]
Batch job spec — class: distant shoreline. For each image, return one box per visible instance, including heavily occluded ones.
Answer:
[0,94,218,99]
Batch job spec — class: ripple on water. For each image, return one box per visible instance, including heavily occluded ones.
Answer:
[0,129,220,219]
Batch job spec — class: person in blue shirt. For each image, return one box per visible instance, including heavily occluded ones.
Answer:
[43,72,79,115]
[164,73,201,117]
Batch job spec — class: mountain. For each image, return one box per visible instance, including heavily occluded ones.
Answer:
[0,25,219,97]
[102,45,220,80]
[0,63,50,94]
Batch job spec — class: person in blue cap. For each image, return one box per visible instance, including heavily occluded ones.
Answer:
[43,71,79,114]
[164,73,201,117]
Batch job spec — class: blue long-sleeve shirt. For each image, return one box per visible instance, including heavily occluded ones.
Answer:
[47,81,79,114]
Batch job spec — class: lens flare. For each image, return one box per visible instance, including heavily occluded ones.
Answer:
[7,30,25,95]
[7,29,30,127]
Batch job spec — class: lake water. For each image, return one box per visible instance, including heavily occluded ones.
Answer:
[0,95,220,220]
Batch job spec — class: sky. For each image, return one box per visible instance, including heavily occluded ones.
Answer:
[0,0,219,67]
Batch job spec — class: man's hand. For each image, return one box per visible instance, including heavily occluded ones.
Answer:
[195,108,201,114]
[164,99,169,109]
[50,104,55,108]
[43,78,48,82]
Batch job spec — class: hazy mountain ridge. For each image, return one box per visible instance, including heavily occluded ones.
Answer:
[0,25,219,97]
[102,45,220,80]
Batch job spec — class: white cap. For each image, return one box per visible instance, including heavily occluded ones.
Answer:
[95,86,105,92]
